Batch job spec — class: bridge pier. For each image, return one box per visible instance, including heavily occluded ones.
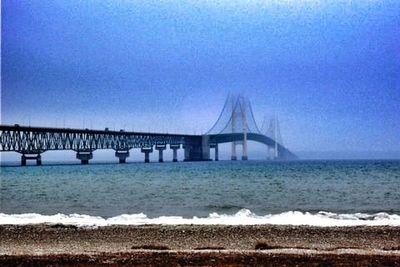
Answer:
[76,151,93,165]
[155,144,166,162]
[141,147,153,163]
[21,154,42,166]
[270,147,275,160]
[184,145,201,161]
[202,135,210,161]
[242,132,248,160]
[267,146,278,160]
[115,150,130,163]
[231,142,237,160]
[184,136,210,161]
[170,144,180,162]
[210,143,219,161]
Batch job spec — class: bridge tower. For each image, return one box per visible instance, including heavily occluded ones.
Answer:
[231,103,237,161]
[230,95,249,160]
[206,94,261,161]
[262,116,283,160]
[231,103,248,160]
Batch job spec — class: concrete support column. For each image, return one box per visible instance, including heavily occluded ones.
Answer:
[268,147,274,160]
[231,142,237,160]
[155,144,166,162]
[141,147,153,163]
[268,146,277,160]
[76,151,93,165]
[170,144,180,162]
[21,154,42,166]
[183,136,208,161]
[242,132,248,160]
[215,144,219,161]
[184,145,203,161]
[202,135,210,161]
[183,145,190,161]
[172,148,178,162]
[158,149,163,162]
[115,150,130,163]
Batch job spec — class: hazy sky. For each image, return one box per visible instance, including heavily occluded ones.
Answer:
[2,0,400,155]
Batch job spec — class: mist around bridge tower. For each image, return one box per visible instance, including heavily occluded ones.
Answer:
[1,0,400,162]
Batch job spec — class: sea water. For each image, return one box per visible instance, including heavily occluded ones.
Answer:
[0,160,399,226]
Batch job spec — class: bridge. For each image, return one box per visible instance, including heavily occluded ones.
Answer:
[0,95,297,165]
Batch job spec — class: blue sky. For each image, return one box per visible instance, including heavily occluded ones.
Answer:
[2,0,400,158]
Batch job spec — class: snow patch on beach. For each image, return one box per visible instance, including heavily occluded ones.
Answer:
[1,209,400,227]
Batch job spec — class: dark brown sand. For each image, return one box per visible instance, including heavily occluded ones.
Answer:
[1,224,399,266]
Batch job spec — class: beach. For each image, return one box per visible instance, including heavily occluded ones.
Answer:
[1,224,399,266]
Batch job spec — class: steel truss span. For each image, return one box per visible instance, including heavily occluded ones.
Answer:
[0,125,189,153]
[0,125,206,165]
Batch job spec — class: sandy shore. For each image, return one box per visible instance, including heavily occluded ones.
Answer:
[1,224,399,266]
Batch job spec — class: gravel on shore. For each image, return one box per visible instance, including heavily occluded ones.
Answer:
[1,224,399,266]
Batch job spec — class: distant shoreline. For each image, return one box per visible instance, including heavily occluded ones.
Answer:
[1,224,399,266]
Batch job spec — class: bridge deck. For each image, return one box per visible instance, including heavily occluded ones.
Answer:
[0,125,296,164]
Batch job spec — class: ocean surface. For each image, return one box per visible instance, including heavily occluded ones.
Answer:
[1,160,400,226]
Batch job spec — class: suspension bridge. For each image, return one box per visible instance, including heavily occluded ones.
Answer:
[0,95,297,165]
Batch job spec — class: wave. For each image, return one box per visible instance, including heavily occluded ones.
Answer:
[0,209,399,227]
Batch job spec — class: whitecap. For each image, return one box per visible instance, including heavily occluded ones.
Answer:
[0,209,399,227]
